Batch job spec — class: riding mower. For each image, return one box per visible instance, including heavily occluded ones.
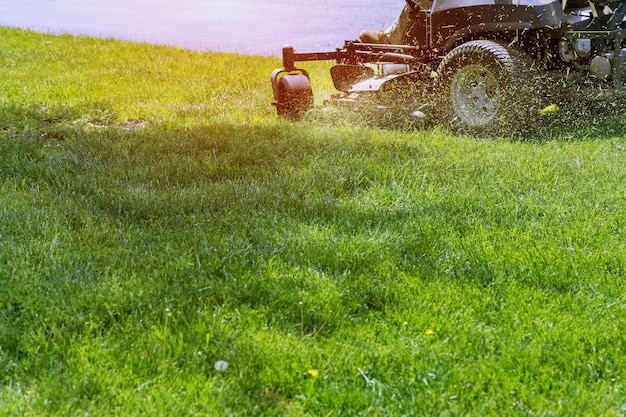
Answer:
[270,0,626,133]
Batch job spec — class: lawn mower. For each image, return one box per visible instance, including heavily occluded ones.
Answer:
[270,0,626,132]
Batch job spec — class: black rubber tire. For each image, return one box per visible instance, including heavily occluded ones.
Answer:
[436,40,535,134]
[276,73,314,119]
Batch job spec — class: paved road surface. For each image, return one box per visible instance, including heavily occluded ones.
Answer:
[0,0,401,55]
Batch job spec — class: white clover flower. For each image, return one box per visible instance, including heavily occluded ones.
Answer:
[214,360,229,371]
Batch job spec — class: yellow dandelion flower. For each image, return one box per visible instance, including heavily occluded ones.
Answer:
[307,369,319,378]
[425,329,435,336]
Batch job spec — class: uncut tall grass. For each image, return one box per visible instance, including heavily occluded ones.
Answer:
[1,27,626,416]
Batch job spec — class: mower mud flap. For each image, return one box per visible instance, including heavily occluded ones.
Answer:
[330,64,376,92]
[270,68,314,119]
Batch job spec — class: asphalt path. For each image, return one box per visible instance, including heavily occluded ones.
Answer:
[0,0,401,55]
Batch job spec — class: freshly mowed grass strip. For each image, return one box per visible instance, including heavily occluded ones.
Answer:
[1,26,626,415]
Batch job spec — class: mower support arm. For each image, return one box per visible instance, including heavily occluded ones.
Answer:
[280,42,422,70]
[280,46,342,70]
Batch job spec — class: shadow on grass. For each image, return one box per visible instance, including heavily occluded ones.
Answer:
[1,99,619,349]
[3,99,624,413]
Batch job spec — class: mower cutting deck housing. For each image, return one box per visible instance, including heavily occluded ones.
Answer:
[271,0,626,132]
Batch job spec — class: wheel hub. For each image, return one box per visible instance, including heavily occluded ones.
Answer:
[451,64,500,127]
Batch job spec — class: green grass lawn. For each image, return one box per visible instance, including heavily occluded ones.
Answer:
[1,26,626,416]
